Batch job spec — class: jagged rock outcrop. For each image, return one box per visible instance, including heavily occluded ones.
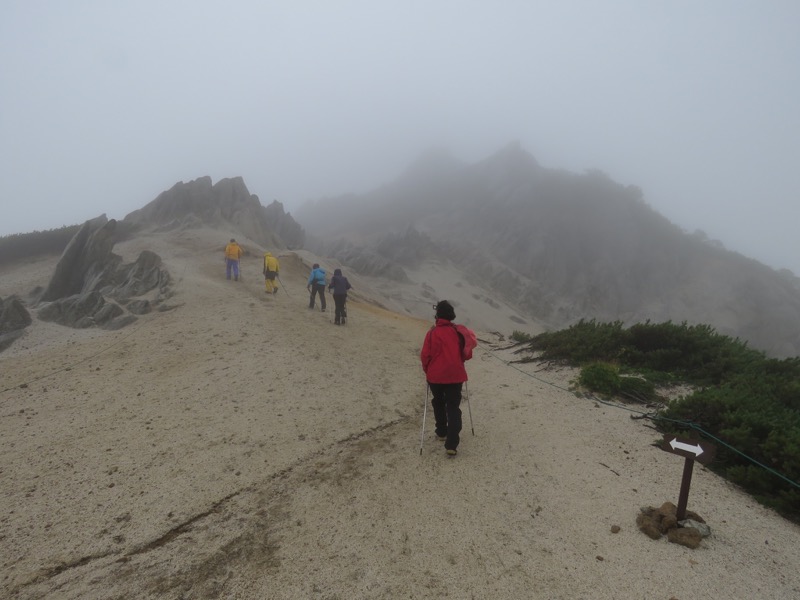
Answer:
[263,199,305,250]
[37,217,172,330]
[38,291,122,329]
[0,296,32,352]
[40,215,120,302]
[109,250,170,300]
[124,176,305,249]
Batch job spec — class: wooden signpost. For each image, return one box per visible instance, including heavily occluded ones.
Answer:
[659,435,716,520]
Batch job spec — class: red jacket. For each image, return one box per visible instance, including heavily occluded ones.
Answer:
[420,319,468,384]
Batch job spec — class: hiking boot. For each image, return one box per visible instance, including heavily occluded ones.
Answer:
[446,449,457,456]
[273,289,278,295]
[436,435,447,441]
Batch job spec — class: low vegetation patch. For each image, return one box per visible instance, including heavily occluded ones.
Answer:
[524,319,800,523]
[0,222,139,267]
[510,330,534,343]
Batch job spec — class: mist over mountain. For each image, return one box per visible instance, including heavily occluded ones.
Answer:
[6,151,797,357]
[296,142,800,358]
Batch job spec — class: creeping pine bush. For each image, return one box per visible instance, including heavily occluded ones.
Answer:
[617,376,657,403]
[0,222,140,267]
[0,225,81,266]
[578,363,656,403]
[578,362,620,396]
[527,319,628,364]
[510,330,534,343]
[527,319,800,523]
[662,366,800,521]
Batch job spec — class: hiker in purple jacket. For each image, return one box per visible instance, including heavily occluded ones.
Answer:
[328,268,351,325]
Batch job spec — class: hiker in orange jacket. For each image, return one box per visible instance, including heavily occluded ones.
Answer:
[224,239,243,281]
[420,300,468,456]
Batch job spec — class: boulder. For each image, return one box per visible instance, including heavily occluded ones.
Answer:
[637,504,710,548]
[126,299,152,315]
[35,217,173,332]
[40,216,120,302]
[111,251,170,301]
[635,512,662,540]
[93,302,124,325]
[38,291,107,328]
[0,296,31,352]
[103,315,138,330]
[0,329,26,353]
[0,296,32,334]
[679,519,712,538]
[667,527,702,549]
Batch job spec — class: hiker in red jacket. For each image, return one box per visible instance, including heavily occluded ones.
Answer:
[420,300,468,456]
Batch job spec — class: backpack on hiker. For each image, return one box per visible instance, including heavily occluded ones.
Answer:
[452,324,477,361]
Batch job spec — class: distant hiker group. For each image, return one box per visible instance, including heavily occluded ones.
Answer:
[305,263,352,325]
[221,241,477,459]
[221,240,353,326]
[222,240,281,296]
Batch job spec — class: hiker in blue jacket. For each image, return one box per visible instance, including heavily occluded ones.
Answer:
[307,263,327,311]
[328,268,351,325]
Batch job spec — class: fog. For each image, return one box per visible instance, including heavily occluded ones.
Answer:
[2,1,799,273]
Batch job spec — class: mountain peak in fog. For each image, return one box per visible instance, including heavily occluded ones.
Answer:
[299,141,800,358]
[396,146,465,185]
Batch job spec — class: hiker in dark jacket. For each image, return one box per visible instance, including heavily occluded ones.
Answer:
[420,300,468,456]
[307,263,327,311]
[327,268,351,325]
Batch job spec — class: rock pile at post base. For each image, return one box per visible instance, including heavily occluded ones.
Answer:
[636,501,712,549]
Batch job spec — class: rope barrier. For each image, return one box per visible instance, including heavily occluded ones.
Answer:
[478,340,800,491]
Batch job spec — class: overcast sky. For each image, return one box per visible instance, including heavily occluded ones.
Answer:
[2,1,799,272]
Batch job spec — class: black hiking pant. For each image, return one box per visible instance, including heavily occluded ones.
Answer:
[309,283,326,310]
[429,382,463,451]
[332,294,347,324]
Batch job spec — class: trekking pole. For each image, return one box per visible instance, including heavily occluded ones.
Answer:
[419,384,429,455]
[465,381,475,435]
[277,275,292,300]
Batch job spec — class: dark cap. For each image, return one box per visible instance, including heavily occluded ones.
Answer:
[313,263,320,269]
[230,238,235,243]
[435,300,456,321]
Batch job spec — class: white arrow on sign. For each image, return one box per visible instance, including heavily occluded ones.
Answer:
[669,438,704,457]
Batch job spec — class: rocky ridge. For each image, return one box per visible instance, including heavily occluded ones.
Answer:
[123,176,304,249]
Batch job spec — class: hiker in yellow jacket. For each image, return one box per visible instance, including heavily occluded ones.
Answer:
[224,238,243,281]
[263,251,280,294]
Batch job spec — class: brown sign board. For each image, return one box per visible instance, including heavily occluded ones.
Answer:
[659,435,716,466]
